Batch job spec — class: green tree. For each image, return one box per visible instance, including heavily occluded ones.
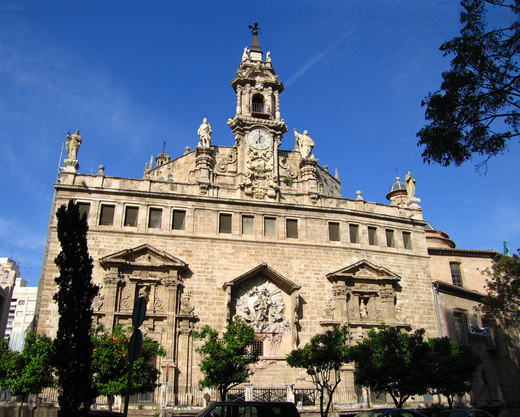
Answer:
[193,318,259,401]
[92,325,166,411]
[481,251,520,330]
[8,332,55,417]
[418,0,520,169]
[350,324,431,409]
[427,337,481,408]
[0,339,16,388]
[286,325,351,417]
[53,200,99,417]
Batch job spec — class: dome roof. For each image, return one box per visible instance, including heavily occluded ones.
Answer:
[386,177,407,201]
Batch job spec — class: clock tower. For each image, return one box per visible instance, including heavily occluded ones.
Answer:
[228,23,288,200]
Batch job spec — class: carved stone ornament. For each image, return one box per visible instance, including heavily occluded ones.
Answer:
[321,296,335,320]
[179,290,195,315]
[92,292,104,310]
[234,277,290,337]
[240,148,278,200]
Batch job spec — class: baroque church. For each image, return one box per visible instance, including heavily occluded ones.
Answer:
[35,27,519,408]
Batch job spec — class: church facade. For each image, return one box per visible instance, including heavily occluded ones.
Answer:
[35,29,518,408]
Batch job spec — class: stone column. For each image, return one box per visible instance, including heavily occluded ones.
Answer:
[103,270,124,331]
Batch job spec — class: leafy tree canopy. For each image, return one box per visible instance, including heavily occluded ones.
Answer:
[0,339,16,387]
[418,0,520,169]
[193,318,259,401]
[53,200,99,417]
[286,325,351,417]
[92,325,165,411]
[427,336,481,408]
[481,251,520,331]
[8,332,55,398]
[350,324,430,409]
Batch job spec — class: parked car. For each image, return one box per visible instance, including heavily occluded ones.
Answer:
[354,409,428,417]
[439,409,494,417]
[196,401,301,417]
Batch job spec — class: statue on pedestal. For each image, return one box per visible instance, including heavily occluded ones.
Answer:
[66,129,82,160]
[405,170,416,199]
[197,118,212,148]
[294,129,314,159]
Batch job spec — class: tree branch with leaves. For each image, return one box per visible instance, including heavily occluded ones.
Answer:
[286,325,351,417]
[418,0,520,170]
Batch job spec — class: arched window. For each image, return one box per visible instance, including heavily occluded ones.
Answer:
[252,94,264,113]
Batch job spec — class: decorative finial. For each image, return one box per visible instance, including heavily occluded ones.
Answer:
[162,135,167,153]
[248,22,260,36]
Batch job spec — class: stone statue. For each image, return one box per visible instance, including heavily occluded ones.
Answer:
[405,170,416,199]
[197,118,212,148]
[66,129,82,160]
[266,51,271,62]
[242,47,249,61]
[294,129,314,159]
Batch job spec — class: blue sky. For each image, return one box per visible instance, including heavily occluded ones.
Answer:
[1,1,518,287]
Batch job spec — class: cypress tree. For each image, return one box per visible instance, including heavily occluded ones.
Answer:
[53,200,99,417]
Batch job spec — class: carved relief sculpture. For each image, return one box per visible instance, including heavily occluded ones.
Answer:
[234,277,290,338]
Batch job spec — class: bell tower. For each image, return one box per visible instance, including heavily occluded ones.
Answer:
[228,23,288,200]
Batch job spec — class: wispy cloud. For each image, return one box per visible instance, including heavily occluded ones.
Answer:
[286,30,355,87]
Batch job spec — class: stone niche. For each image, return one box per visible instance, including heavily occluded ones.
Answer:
[323,260,409,339]
[223,263,301,358]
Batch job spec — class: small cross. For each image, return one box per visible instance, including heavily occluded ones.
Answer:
[163,135,166,153]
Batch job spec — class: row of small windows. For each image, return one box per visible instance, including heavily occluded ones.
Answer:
[329,222,412,249]
[78,202,412,248]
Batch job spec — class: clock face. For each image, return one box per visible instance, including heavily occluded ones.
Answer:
[247,128,273,150]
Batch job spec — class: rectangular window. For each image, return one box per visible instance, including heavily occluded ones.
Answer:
[329,222,340,242]
[172,210,186,230]
[264,217,276,237]
[481,317,499,349]
[219,213,232,234]
[16,311,23,317]
[252,339,264,356]
[148,208,163,229]
[286,219,298,239]
[453,312,468,344]
[368,226,378,245]
[18,300,25,306]
[450,262,463,287]
[385,229,395,247]
[349,224,359,244]
[242,215,254,235]
[402,231,412,249]
[78,203,90,220]
[124,206,139,227]
[27,300,36,307]
[99,204,115,226]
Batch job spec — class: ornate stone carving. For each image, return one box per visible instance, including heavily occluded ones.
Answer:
[240,148,278,199]
[92,293,104,310]
[216,147,238,173]
[321,296,335,320]
[234,277,290,336]
[179,290,195,315]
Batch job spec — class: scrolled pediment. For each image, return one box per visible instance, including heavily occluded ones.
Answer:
[99,244,187,272]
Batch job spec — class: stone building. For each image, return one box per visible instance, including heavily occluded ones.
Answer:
[35,29,518,407]
[0,257,20,340]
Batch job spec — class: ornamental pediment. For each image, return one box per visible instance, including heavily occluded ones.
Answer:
[326,259,400,284]
[223,262,301,294]
[99,244,187,272]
